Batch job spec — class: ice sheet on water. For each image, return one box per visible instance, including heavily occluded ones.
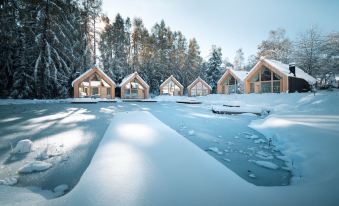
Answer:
[18,161,52,174]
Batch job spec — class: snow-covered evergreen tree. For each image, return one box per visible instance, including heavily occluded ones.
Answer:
[185,38,202,87]
[206,46,222,92]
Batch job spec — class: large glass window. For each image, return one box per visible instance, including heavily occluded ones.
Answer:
[162,80,180,95]
[273,81,280,93]
[248,68,282,93]
[261,68,271,81]
[251,74,260,82]
[228,85,236,93]
[92,87,99,95]
[273,73,281,80]
[261,82,271,93]
[191,81,208,96]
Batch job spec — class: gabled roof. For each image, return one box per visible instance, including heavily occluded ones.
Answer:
[160,75,184,89]
[246,58,316,84]
[187,77,212,90]
[119,72,150,88]
[72,67,116,87]
[217,68,248,84]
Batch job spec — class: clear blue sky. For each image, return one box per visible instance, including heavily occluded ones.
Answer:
[102,0,339,62]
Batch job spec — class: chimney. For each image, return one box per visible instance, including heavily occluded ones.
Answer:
[289,63,296,77]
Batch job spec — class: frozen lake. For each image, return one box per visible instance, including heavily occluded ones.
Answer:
[120,102,291,186]
[0,101,291,196]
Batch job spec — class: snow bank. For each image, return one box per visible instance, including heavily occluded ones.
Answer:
[11,139,33,154]
[0,176,18,186]
[18,161,52,174]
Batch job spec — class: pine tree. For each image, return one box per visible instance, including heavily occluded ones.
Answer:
[185,38,202,87]
[206,46,222,92]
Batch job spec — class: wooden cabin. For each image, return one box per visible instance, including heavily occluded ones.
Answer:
[244,58,316,94]
[119,72,150,99]
[72,67,116,98]
[217,69,248,94]
[159,75,184,96]
[187,77,212,97]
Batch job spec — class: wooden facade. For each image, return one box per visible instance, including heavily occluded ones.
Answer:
[244,58,316,94]
[187,77,212,97]
[159,75,184,96]
[217,69,248,94]
[72,67,116,98]
[244,59,289,94]
[120,72,150,99]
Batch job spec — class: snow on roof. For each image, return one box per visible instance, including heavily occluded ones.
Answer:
[264,59,317,84]
[119,72,149,88]
[160,75,184,88]
[217,69,248,84]
[71,67,116,87]
[187,77,212,90]
[231,70,249,81]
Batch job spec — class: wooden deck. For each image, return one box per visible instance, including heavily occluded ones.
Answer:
[176,100,202,104]
[211,108,261,116]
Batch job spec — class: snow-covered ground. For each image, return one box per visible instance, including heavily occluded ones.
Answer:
[0,90,339,205]
[0,103,115,192]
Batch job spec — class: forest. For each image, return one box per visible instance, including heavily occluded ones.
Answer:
[1,0,338,99]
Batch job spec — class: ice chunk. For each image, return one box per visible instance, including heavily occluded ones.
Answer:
[0,176,19,186]
[18,161,52,173]
[36,147,49,160]
[254,139,266,144]
[207,147,223,155]
[249,173,256,178]
[246,135,259,139]
[251,160,279,170]
[222,158,231,162]
[255,151,274,160]
[54,184,69,196]
[11,139,33,154]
